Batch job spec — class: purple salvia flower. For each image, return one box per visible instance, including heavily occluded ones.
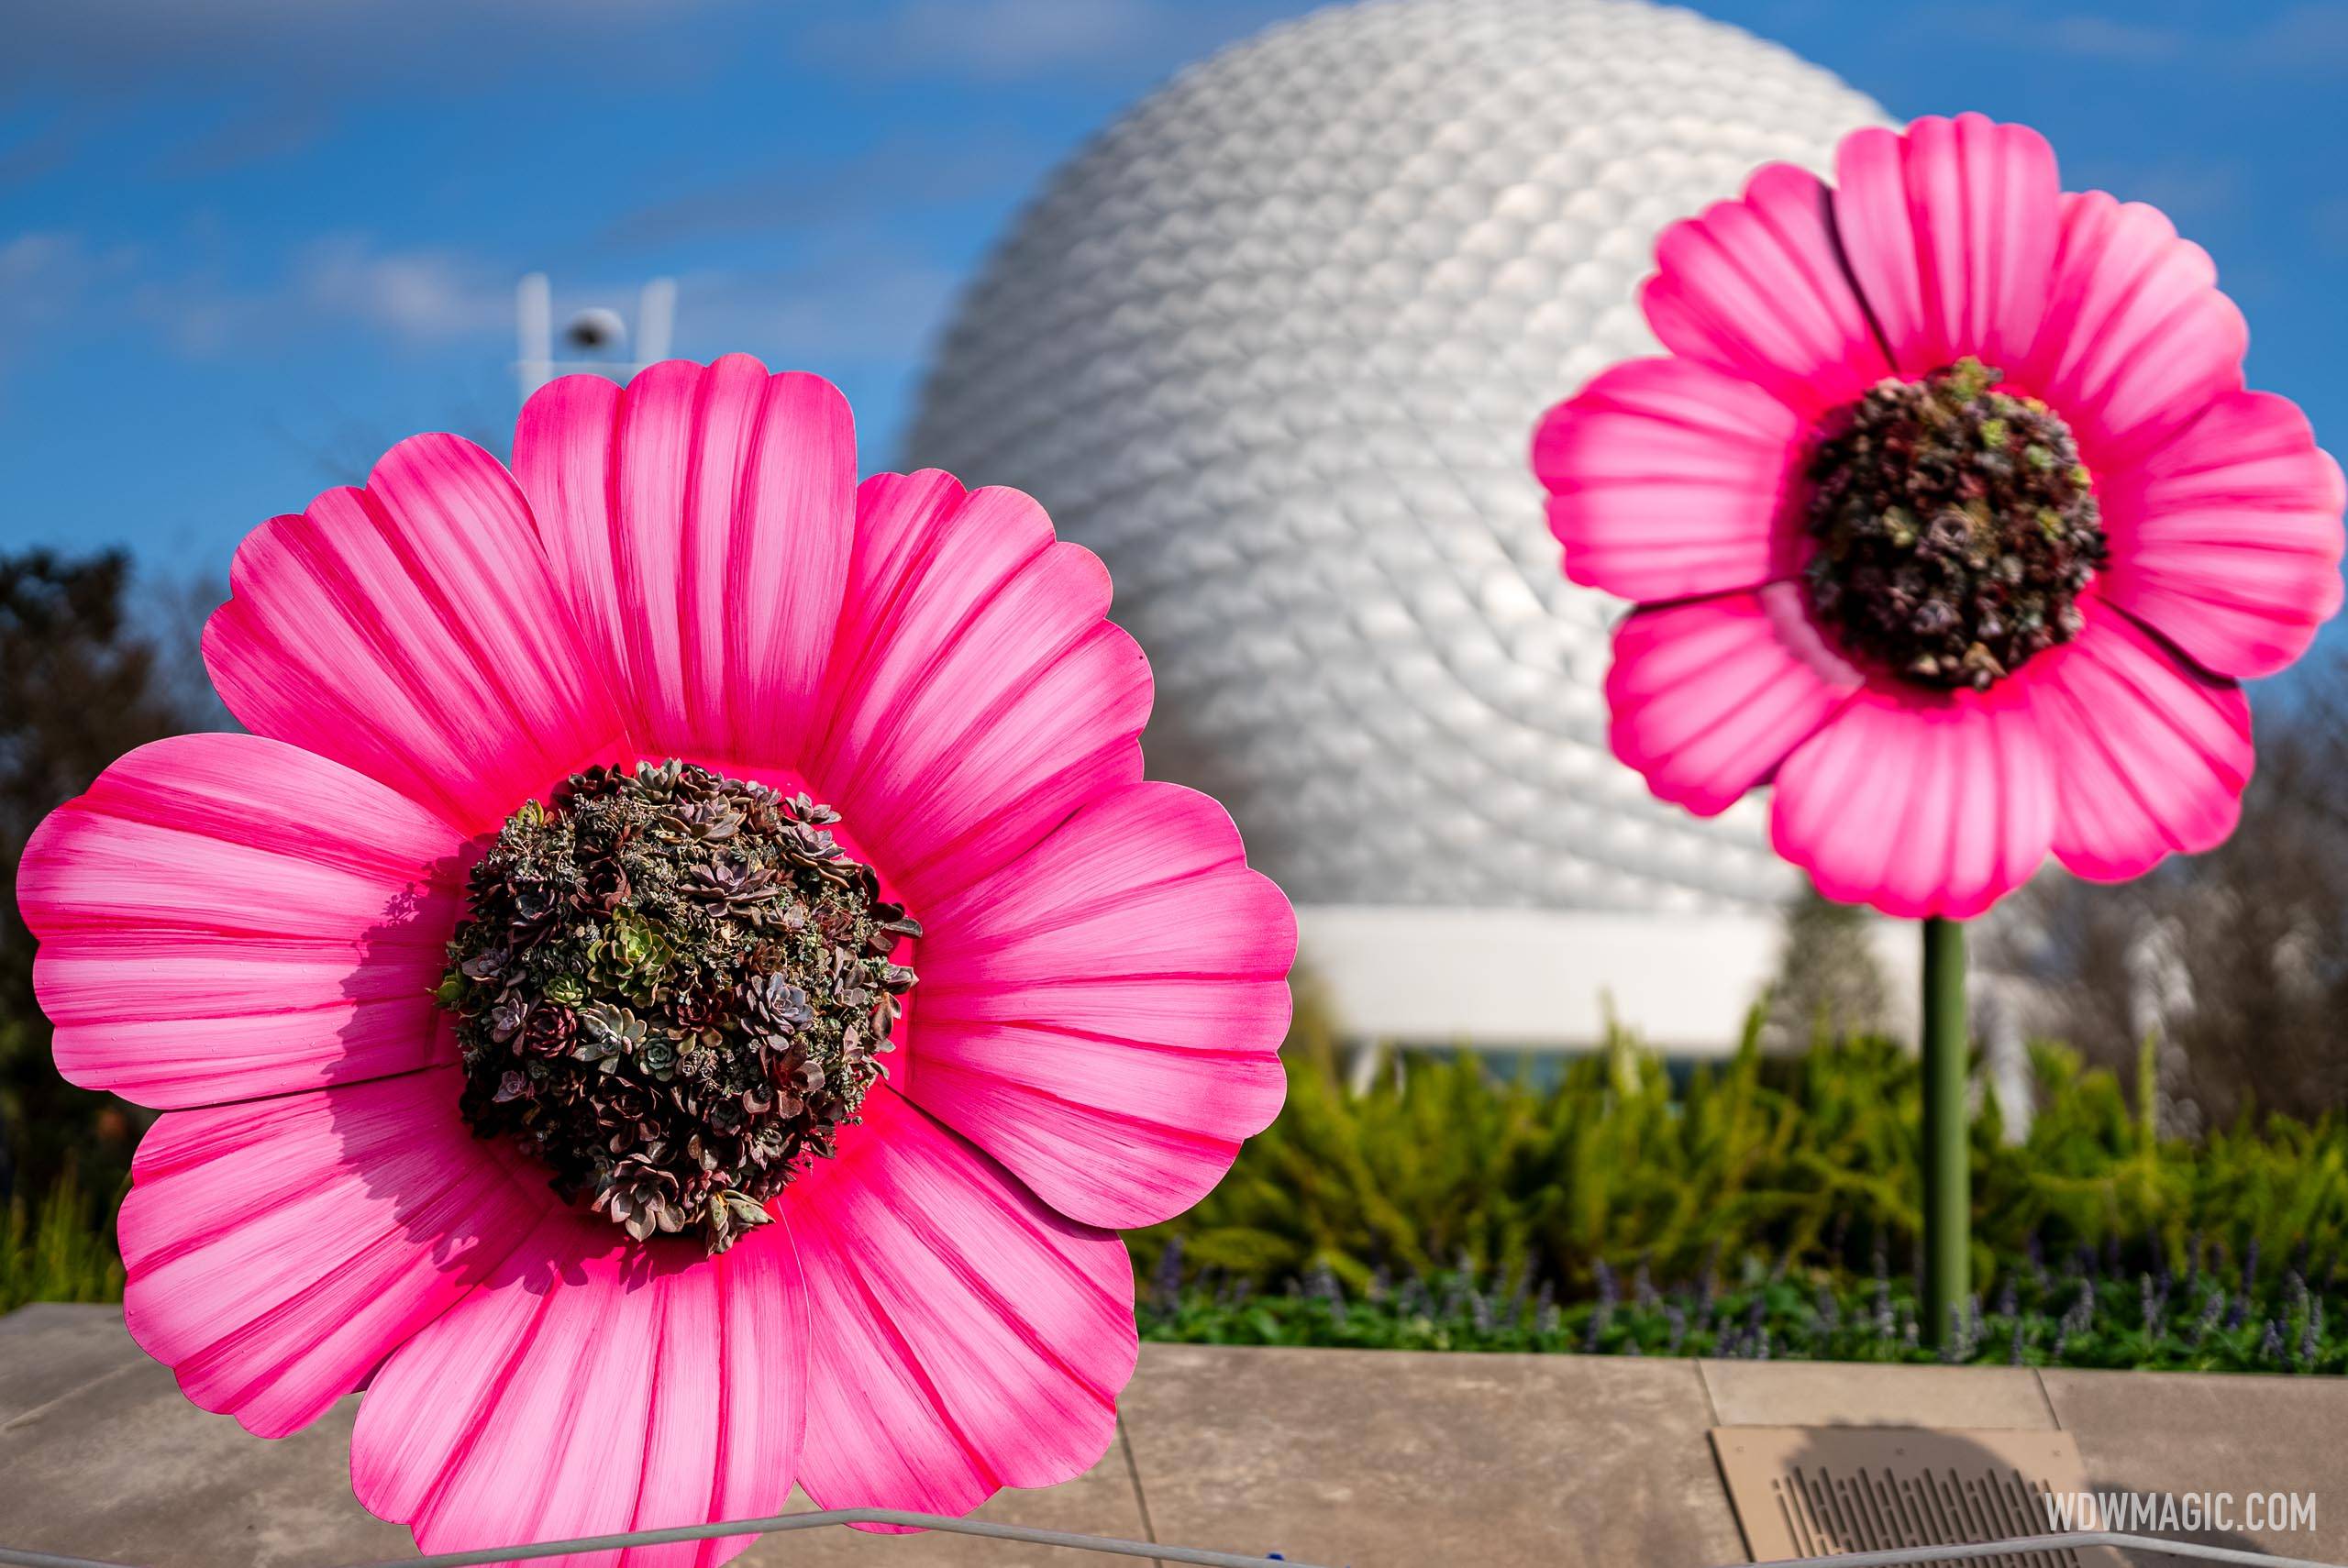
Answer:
[1151,1235,1185,1313]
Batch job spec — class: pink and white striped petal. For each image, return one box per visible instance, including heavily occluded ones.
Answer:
[204,434,633,835]
[2096,389,2347,679]
[786,1087,1135,1520]
[17,733,465,1109]
[353,1210,805,1568]
[1831,114,2062,378]
[1770,680,2056,920]
[2026,602,2253,882]
[1641,161,1895,418]
[2018,192,2248,469]
[1534,357,1808,602]
[512,357,857,765]
[804,471,1150,909]
[118,1069,542,1439]
[1605,584,1864,818]
[906,783,1293,1230]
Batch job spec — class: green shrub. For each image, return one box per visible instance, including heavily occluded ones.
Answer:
[1135,1001,2348,1300]
[0,1165,124,1314]
[1140,1258,2345,1374]
[16,995,2348,1378]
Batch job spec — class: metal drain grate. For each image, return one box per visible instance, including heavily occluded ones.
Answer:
[1711,1428,2121,1568]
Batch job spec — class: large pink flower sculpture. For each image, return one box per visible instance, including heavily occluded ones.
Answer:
[17,357,1293,1561]
[1534,114,2345,917]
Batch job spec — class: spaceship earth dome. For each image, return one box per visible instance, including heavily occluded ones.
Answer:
[907,0,1890,944]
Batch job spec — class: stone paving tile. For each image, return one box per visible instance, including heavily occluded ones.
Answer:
[1699,1356,2057,1429]
[0,1302,149,1426]
[0,1351,413,1568]
[1120,1342,1744,1568]
[28,1305,2348,1568]
[2044,1366,2348,1566]
[0,1308,1149,1568]
[736,1433,1150,1568]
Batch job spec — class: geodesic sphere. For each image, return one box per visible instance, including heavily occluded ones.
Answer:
[908,0,1889,916]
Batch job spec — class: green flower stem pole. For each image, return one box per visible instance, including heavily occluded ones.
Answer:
[1922,914,1968,1348]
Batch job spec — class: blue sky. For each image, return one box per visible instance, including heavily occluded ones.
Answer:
[5,0,2346,580]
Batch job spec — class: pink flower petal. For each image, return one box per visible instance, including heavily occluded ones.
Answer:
[117,1069,541,1439]
[511,357,857,764]
[2097,389,2347,679]
[1606,584,1864,818]
[1831,114,2062,377]
[204,434,633,834]
[1641,161,1894,418]
[785,1086,1134,1519]
[1533,356,1808,602]
[353,1210,805,1568]
[806,471,1150,909]
[2027,601,2253,881]
[902,976,1291,1075]
[905,783,1293,1229]
[1770,680,2055,919]
[2019,191,2248,468]
[17,733,464,1109]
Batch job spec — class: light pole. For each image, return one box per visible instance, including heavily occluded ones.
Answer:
[515,272,677,401]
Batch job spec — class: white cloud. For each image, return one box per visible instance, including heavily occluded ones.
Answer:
[768,262,962,363]
[814,0,1288,83]
[2066,157,2245,226]
[2313,196,2348,259]
[5,0,723,88]
[881,0,1162,76]
[1937,5,2348,75]
[2241,1,2348,75]
[664,255,960,368]
[9,224,955,379]
[294,236,511,342]
[2043,15,2186,61]
[126,270,266,357]
[0,231,138,360]
[600,132,1044,249]
[0,232,92,317]
[2,232,518,363]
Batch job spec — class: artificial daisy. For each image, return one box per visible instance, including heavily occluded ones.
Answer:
[1534,113,2343,919]
[18,356,1293,1562]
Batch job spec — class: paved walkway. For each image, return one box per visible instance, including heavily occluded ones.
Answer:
[6,1304,2348,1566]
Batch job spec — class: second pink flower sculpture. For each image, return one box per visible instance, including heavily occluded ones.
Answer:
[18,358,1295,1564]
[1535,113,2344,919]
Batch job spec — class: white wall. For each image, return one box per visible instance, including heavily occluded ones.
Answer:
[1293,904,1922,1055]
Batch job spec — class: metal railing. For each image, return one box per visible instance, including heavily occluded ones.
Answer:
[5,1511,2347,1568]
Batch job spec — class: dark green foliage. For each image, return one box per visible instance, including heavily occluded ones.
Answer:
[1140,1257,2348,1375]
[1804,357,2104,689]
[21,992,2348,1377]
[1135,1012,2348,1375]
[444,760,918,1253]
[1135,1003,2348,1309]
[0,1165,122,1314]
[0,551,204,1205]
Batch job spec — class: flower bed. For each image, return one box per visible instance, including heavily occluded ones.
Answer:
[1140,1256,2341,1373]
[1131,1000,2348,1372]
[21,1002,2348,1372]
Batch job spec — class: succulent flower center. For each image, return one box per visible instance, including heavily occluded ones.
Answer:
[438,759,919,1254]
[1801,357,2106,690]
